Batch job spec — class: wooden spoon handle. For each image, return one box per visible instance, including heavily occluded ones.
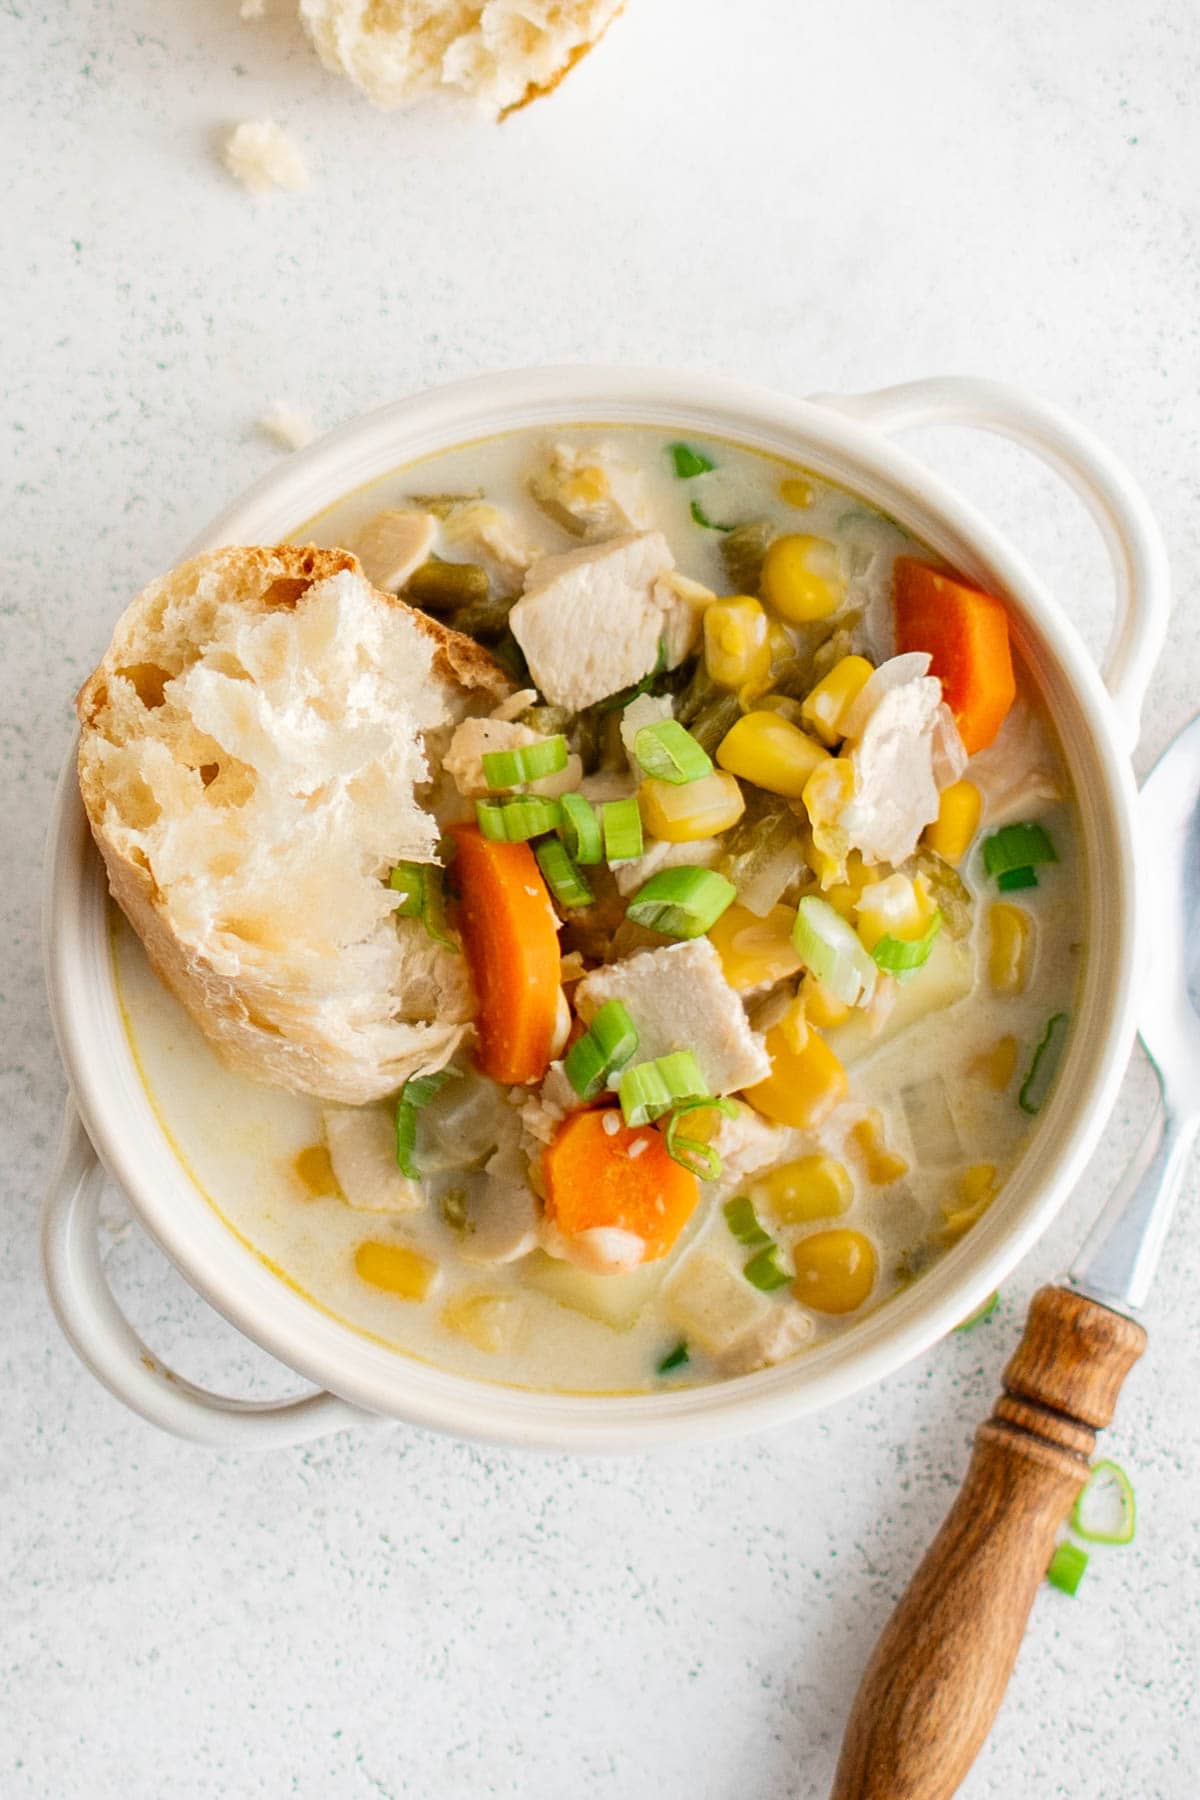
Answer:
[830,1285,1146,1800]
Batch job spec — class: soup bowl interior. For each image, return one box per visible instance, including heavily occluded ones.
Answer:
[45,367,1140,1450]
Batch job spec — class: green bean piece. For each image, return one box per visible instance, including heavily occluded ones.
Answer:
[404,556,491,613]
[719,518,775,594]
[407,491,484,517]
[906,847,973,940]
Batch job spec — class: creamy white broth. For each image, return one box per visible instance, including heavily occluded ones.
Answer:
[113,425,1083,1395]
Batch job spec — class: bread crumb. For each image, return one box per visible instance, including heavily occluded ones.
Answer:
[258,402,318,453]
[223,120,308,196]
[239,0,266,17]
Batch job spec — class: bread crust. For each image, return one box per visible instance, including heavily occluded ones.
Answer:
[78,544,511,1103]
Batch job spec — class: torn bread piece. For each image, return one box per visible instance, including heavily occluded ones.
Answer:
[77,544,510,1104]
[297,0,624,120]
[223,120,308,196]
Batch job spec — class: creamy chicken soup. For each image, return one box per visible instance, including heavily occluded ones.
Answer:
[116,426,1081,1393]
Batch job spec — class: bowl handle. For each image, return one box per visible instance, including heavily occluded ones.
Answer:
[42,1102,379,1448]
[807,376,1170,750]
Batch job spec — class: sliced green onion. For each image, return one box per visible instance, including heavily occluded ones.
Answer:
[744,1244,792,1292]
[395,1069,460,1179]
[872,910,943,977]
[474,796,563,842]
[690,500,735,532]
[1019,1012,1069,1115]
[633,719,714,785]
[669,442,715,479]
[602,796,644,862]
[983,821,1058,881]
[625,866,737,939]
[481,735,568,790]
[664,1095,738,1180]
[1070,1460,1136,1546]
[388,862,457,951]
[792,896,877,1005]
[657,1340,690,1373]
[558,792,603,864]
[563,1000,640,1100]
[618,1050,708,1126]
[723,1195,773,1248]
[997,866,1039,892]
[535,838,594,910]
[1045,1540,1089,1596]
[955,1290,999,1332]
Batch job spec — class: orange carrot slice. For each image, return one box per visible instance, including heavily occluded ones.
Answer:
[894,557,1016,755]
[450,824,561,1085]
[543,1108,699,1263]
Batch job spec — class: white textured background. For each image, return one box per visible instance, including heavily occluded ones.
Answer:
[3,3,1199,1796]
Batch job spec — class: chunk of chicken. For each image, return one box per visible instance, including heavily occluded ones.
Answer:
[705,1101,807,1185]
[441,716,581,800]
[529,441,653,540]
[352,509,437,592]
[969,699,1063,826]
[441,501,543,595]
[574,939,771,1095]
[840,676,945,866]
[612,835,722,898]
[509,532,691,710]
[322,1105,422,1213]
[719,1306,816,1376]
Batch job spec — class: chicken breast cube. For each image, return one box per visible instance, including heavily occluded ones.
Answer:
[529,441,653,539]
[719,1306,816,1376]
[352,509,437,592]
[574,939,771,1095]
[841,676,944,866]
[442,716,581,800]
[509,532,688,710]
[322,1106,422,1213]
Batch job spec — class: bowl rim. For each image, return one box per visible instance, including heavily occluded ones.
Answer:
[43,364,1142,1450]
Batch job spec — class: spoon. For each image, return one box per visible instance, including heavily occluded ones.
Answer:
[831,713,1200,1800]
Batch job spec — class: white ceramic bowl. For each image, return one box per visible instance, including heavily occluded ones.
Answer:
[41,369,1169,1450]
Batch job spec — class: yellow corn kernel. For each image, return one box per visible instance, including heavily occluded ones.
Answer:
[802,976,852,1030]
[988,902,1035,994]
[716,710,830,799]
[792,1228,877,1314]
[820,852,881,922]
[708,902,802,991]
[752,693,805,723]
[780,476,814,508]
[753,1155,854,1225]
[777,990,811,1052]
[942,1164,999,1243]
[440,1291,526,1355]
[800,655,875,747]
[292,1144,339,1198]
[924,779,982,866]
[354,1240,438,1300]
[850,1109,910,1185]
[743,1024,848,1129]
[800,758,856,886]
[761,534,846,623]
[639,768,745,841]
[970,1034,1019,1091]
[704,595,770,690]
[854,873,933,952]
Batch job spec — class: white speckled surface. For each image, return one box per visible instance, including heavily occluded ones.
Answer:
[4,3,1199,1795]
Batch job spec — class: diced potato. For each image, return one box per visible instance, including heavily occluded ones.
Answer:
[792,1229,877,1314]
[440,1291,528,1355]
[704,596,770,690]
[800,655,874,746]
[761,534,845,622]
[523,1251,668,1332]
[354,1240,438,1301]
[824,934,973,1068]
[716,711,830,799]
[661,1249,770,1354]
[742,1024,848,1129]
[850,1109,909,1185]
[924,780,982,866]
[753,1155,853,1223]
[639,768,745,841]
[707,902,802,992]
[988,903,1034,994]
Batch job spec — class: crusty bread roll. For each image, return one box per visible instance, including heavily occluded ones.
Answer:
[297,0,624,118]
[77,545,510,1104]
